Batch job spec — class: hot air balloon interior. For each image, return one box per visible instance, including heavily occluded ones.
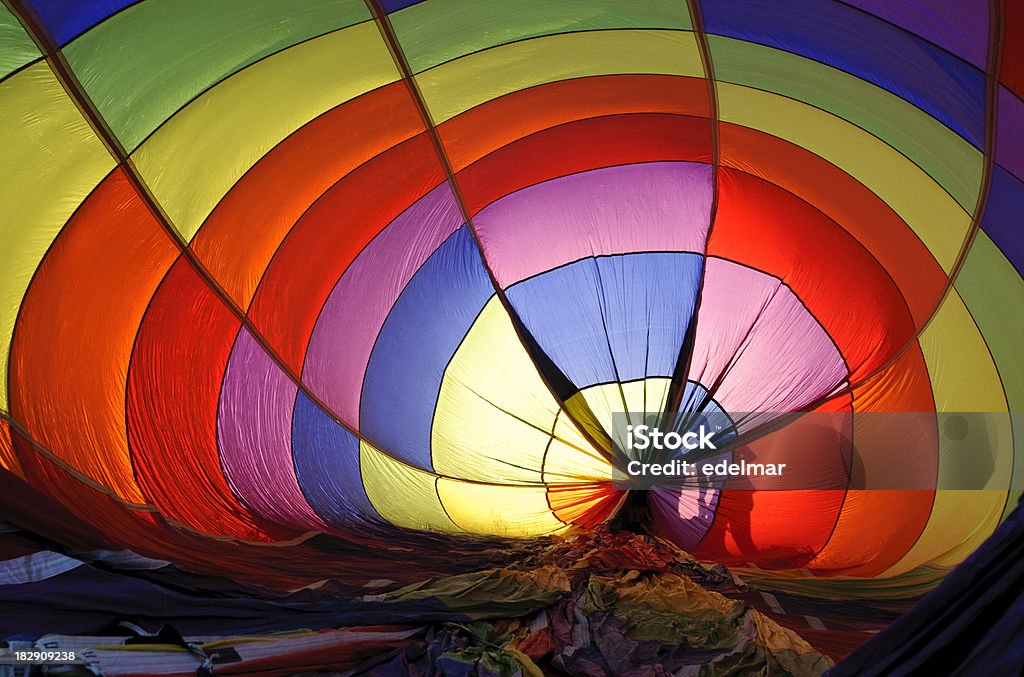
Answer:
[1,0,1022,674]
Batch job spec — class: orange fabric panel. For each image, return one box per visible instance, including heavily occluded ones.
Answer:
[190,83,425,309]
[248,134,446,375]
[719,123,946,329]
[0,418,18,477]
[4,424,203,569]
[548,484,622,527]
[708,167,917,383]
[807,347,937,576]
[438,74,710,172]
[3,427,148,552]
[8,168,178,503]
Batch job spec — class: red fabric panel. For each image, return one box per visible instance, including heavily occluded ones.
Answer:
[1,433,143,553]
[5,425,189,566]
[248,134,446,375]
[708,167,918,383]
[0,439,369,591]
[438,74,711,171]
[127,257,289,541]
[719,123,945,329]
[694,396,852,569]
[1001,1,1024,99]
[694,489,846,568]
[457,113,713,216]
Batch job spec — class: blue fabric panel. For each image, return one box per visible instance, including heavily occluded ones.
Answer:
[381,0,424,13]
[981,164,1024,275]
[506,253,703,389]
[292,390,379,528]
[26,0,137,45]
[676,381,736,443]
[360,226,494,470]
[700,0,986,148]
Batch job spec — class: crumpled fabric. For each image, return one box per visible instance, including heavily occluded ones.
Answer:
[18,527,833,676]
[380,565,571,618]
[350,528,832,676]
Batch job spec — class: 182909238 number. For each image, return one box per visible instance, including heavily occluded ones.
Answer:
[0,649,81,664]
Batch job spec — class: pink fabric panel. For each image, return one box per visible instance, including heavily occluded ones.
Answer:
[687,257,848,430]
[218,328,329,532]
[301,182,463,426]
[473,162,712,287]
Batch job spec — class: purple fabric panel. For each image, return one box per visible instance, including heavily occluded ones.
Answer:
[841,0,988,68]
[472,162,713,288]
[997,87,1024,182]
[302,182,463,427]
[218,328,329,532]
[649,486,721,551]
[686,258,847,428]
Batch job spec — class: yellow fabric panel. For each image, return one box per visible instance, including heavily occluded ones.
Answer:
[359,441,462,533]
[131,21,400,241]
[433,297,562,483]
[0,63,114,412]
[566,377,672,450]
[544,411,614,484]
[883,290,1011,575]
[437,477,567,536]
[544,438,611,484]
[952,232,1024,522]
[642,378,672,417]
[417,29,702,124]
[716,83,970,272]
[550,406,605,456]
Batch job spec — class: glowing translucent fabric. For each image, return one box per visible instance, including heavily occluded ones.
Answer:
[1,0,1023,590]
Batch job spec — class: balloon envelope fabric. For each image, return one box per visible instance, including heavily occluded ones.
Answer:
[1,0,1023,596]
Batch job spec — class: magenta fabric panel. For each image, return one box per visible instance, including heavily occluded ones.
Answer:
[301,182,463,427]
[218,328,329,532]
[472,162,713,288]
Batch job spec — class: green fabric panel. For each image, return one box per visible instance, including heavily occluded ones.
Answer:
[739,565,946,599]
[708,35,982,213]
[953,233,1024,521]
[391,0,692,73]
[385,566,570,617]
[63,0,370,152]
[0,5,40,81]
